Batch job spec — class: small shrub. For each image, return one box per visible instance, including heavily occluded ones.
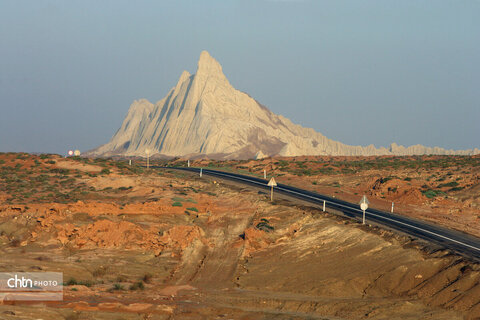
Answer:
[142,273,152,283]
[438,181,459,188]
[423,189,446,199]
[78,280,93,287]
[111,283,124,291]
[172,201,182,207]
[389,187,398,193]
[381,176,398,183]
[449,186,464,192]
[256,221,274,232]
[100,168,111,175]
[186,207,198,212]
[129,281,145,290]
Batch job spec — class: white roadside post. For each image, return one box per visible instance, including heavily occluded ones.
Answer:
[188,160,190,167]
[268,177,277,202]
[323,200,326,212]
[200,168,203,177]
[129,159,132,166]
[359,195,369,225]
[391,202,394,213]
[264,170,266,179]
[145,149,150,170]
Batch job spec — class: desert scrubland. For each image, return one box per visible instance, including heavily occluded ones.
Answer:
[0,153,479,319]
[189,155,480,238]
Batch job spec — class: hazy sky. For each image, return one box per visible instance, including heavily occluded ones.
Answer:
[1,1,479,154]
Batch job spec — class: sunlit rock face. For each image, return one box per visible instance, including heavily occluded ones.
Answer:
[88,51,479,159]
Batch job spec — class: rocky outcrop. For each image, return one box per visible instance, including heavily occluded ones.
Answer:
[87,51,479,158]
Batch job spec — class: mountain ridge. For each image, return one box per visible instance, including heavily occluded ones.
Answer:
[87,51,479,158]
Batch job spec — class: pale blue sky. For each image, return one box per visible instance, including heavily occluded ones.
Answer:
[1,1,479,154]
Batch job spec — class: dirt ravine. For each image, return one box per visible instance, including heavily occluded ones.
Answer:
[0,154,479,319]
[169,199,256,287]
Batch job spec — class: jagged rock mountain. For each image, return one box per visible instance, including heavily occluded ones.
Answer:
[88,51,479,158]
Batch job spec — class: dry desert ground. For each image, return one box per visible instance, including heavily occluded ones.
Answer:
[0,153,479,319]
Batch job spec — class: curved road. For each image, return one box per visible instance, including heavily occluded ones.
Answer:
[155,166,480,261]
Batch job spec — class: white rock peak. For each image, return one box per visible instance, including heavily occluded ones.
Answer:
[88,51,479,158]
[197,50,224,77]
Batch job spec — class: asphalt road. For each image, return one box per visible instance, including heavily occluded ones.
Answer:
[155,166,480,262]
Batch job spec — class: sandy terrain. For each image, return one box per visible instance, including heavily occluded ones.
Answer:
[0,154,479,319]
